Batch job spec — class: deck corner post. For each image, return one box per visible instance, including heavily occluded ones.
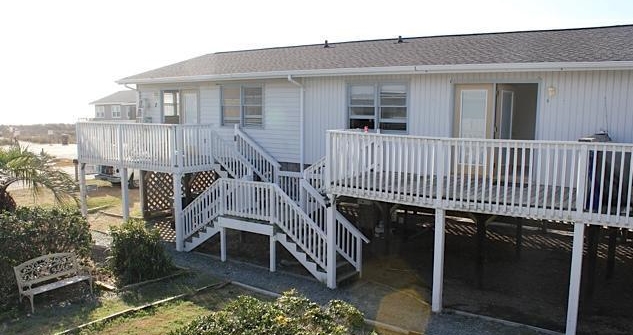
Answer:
[326,193,337,289]
[566,222,586,335]
[79,163,88,217]
[173,172,184,252]
[220,226,227,262]
[432,208,446,313]
[269,233,277,272]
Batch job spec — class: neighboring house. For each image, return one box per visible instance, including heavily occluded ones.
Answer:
[90,90,138,121]
[87,90,140,185]
[76,25,633,335]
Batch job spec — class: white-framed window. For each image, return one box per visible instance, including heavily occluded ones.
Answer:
[221,85,263,127]
[111,105,121,118]
[162,91,180,117]
[95,105,105,118]
[348,83,407,132]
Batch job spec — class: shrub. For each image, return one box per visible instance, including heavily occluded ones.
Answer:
[0,207,92,310]
[109,219,174,285]
[170,290,373,335]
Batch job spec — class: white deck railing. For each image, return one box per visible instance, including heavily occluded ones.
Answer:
[304,156,326,191]
[234,125,281,183]
[278,171,302,202]
[77,122,217,174]
[327,130,633,229]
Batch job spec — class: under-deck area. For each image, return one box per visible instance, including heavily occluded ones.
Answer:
[150,208,633,334]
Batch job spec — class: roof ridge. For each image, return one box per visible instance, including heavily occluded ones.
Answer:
[212,24,633,55]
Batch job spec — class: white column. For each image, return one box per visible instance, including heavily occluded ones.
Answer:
[220,226,227,262]
[139,170,145,217]
[79,163,87,217]
[173,173,183,251]
[432,208,446,313]
[269,234,277,272]
[326,194,337,289]
[566,222,585,335]
[121,167,129,221]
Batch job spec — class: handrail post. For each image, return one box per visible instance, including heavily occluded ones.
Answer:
[177,125,184,170]
[575,144,589,220]
[117,124,124,166]
[170,125,177,170]
[325,131,332,192]
[436,140,445,206]
[326,194,337,289]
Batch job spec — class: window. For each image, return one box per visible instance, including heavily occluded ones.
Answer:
[348,83,407,132]
[95,105,105,118]
[162,91,180,117]
[111,105,121,118]
[221,85,263,127]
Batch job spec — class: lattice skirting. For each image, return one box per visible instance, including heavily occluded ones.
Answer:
[142,170,219,219]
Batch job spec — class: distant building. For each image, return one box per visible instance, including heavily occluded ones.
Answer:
[90,90,137,121]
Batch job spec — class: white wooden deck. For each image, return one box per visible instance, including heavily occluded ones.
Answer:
[76,122,218,174]
[327,130,633,229]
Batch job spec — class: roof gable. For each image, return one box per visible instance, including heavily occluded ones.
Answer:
[90,90,137,105]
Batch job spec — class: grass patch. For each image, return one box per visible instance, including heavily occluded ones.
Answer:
[1,272,223,335]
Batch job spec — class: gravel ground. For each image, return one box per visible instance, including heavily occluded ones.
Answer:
[164,244,552,335]
[90,229,551,334]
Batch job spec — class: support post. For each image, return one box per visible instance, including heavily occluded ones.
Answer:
[515,220,523,259]
[139,171,146,218]
[584,225,599,299]
[566,222,586,335]
[606,227,618,280]
[269,233,276,272]
[121,167,129,221]
[326,194,337,289]
[220,226,227,262]
[173,173,183,252]
[79,163,87,217]
[432,208,446,313]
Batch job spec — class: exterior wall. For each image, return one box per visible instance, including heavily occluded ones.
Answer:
[140,80,301,164]
[138,69,633,167]
[94,104,136,121]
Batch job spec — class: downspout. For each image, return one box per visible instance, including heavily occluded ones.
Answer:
[287,75,305,170]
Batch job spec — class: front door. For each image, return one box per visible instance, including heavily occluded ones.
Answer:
[453,84,495,139]
[181,90,199,124]
[453,84,495,174]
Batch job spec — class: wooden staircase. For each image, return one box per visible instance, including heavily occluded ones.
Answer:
[180,127,369,287]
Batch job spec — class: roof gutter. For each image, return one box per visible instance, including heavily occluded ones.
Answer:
[117,61,633,85]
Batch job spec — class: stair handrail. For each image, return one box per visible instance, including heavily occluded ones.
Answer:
[303,156,326,191]
[234,125,281,183]
[182,181,223,240]
[299,179,369,271]
[209,130,257,180]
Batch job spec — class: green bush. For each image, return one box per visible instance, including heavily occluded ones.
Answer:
[109,219,174,285]
[0,207,92,310]
[170,290,373,335]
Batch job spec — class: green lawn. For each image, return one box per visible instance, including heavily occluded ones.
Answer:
[1,272,237,335]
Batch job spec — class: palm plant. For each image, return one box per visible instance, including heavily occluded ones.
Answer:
[0,144,77,212]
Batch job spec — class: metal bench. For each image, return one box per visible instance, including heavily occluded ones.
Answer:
[13,252,93,313]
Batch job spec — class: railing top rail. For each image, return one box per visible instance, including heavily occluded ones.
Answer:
[234,126,281,168]
[327,129,633,148]
[77,121,216,128]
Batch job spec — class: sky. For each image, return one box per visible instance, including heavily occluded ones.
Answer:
[0,0,631,125]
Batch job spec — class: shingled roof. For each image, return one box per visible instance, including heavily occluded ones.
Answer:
[119,25,633,83]
[90,90,136,105]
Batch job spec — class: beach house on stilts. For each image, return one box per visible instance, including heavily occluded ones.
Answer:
[76,25,633,335]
